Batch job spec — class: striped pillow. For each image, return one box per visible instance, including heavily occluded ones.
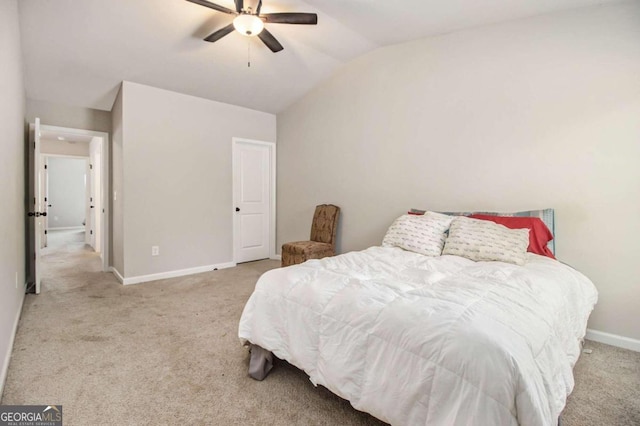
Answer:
[442,216,530,265]
[410,208,555,254]
[382,212,453,257]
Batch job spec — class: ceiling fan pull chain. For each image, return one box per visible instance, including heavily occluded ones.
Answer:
[247,39,251,68]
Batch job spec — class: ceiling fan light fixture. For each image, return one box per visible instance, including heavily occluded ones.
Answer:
[233,14,264,36]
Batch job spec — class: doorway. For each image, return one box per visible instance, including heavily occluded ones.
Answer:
[43,155,88,239]
[27,121,110,294]
[232,138,276,263]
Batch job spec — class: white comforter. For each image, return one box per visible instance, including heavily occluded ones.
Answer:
[238,247,598,426]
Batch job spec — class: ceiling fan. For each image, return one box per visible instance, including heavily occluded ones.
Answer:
[186,0,318,53]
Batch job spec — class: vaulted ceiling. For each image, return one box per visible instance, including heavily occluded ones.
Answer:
[17,0,620,114]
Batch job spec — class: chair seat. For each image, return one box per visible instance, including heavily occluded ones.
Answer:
[281,241,334,267]
[282,241,332,255]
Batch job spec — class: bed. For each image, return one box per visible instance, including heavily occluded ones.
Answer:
[238,210,598,426]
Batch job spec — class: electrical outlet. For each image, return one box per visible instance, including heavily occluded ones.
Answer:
[151,246,160,256]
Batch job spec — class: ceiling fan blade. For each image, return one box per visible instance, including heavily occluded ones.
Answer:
[204,23,235,43]
[234,0,243,13]
[256,0,262,15]
[258,28,284,52]
[260,13,317,25]
[185,0,235,15]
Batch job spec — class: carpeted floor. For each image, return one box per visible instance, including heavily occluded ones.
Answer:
[2,233,639,425]
[44,228,85,249]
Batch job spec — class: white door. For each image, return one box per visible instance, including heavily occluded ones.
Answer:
[32,118,43,294]
[233,140,273,263]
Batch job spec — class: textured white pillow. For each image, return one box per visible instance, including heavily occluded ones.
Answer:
[382,212,453,257]
[443,216,530,265]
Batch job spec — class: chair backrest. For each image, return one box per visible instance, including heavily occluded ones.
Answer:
[310,204,340,246]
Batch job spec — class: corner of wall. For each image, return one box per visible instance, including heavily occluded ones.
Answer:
[0,291,25,397]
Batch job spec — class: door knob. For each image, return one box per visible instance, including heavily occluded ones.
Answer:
[235,207,240,212]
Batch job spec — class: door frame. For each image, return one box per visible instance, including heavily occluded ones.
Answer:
[31,118,42,293]
[89,140,102,252]
[231,137,277,263]
[84,157,92,246]
[41,155,49,248]
[37,125,110,272]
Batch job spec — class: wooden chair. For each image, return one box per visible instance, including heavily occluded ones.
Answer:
[281,204,341,267]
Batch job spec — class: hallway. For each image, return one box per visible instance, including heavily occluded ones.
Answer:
[39,229,103,293]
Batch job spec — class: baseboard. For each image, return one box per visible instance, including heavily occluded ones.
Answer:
[118,262,236,286]
[585,328,640,352]
[110,267,124,284]
[270,254,281,261]
[0,289,25,398]
[47,226,85,231]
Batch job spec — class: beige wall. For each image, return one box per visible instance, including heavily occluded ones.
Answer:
[118,82,276,278]
[277,3,640,340]
[26,98,111,133]
[0,0,26,393]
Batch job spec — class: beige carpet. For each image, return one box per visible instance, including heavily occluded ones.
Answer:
[2,237,639,425]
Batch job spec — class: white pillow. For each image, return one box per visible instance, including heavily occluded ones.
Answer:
[442,216,529,265]
[382,212,453,257]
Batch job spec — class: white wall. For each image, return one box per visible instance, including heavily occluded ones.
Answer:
[118,82,276,279]
[277,3,640,340]
[47,157,87,229]
[0,0,26,395]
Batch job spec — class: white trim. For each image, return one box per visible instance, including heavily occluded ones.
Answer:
[586,328,640,352]
[119,262,237,286]
[47,226,85,231]
[270,144,277,260]
[0,291,25,397]
[270,254,281,261]
[232,138,277,262]
[110,267,125,284]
